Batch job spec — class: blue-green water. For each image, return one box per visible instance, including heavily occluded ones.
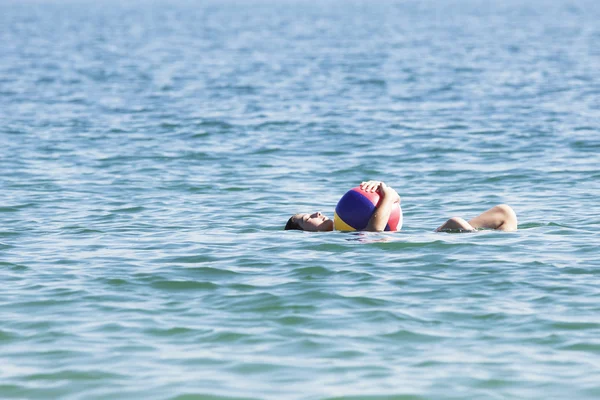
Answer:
[1,0,600,398]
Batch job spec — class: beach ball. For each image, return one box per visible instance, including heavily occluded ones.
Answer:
[334,187,402,231]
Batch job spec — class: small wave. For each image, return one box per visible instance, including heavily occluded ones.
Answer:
[151,280,219,291]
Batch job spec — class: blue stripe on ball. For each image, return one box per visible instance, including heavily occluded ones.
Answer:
[334,190,376,230]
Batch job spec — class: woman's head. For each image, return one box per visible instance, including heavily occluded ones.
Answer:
[285,212,334,232]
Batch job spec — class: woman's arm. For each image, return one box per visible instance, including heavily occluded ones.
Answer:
[361,181,400,232]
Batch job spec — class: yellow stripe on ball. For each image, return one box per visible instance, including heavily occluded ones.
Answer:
[333,211,356,231]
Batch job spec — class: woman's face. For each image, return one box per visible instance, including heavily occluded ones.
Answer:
[294,212,334,231]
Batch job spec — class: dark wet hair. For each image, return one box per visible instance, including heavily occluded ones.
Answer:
[284,215,302,230]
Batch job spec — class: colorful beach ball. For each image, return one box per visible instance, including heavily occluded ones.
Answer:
[334,186,402,231]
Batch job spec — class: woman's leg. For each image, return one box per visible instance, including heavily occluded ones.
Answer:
[468,204,517,231]
[436,204,517,232]
[435,216,476,232]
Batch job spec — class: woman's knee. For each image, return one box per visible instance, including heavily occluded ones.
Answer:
[494,204,518,231]
[436,216,475,232]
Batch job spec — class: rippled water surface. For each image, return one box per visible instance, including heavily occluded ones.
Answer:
[1,0,600,398]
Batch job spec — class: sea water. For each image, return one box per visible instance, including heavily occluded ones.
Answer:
[1,0,600,398]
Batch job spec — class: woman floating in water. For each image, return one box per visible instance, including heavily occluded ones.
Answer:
[285,180,517,232]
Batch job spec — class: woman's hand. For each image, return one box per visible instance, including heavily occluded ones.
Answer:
[360,180,382,193]
[361,181,400,204]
